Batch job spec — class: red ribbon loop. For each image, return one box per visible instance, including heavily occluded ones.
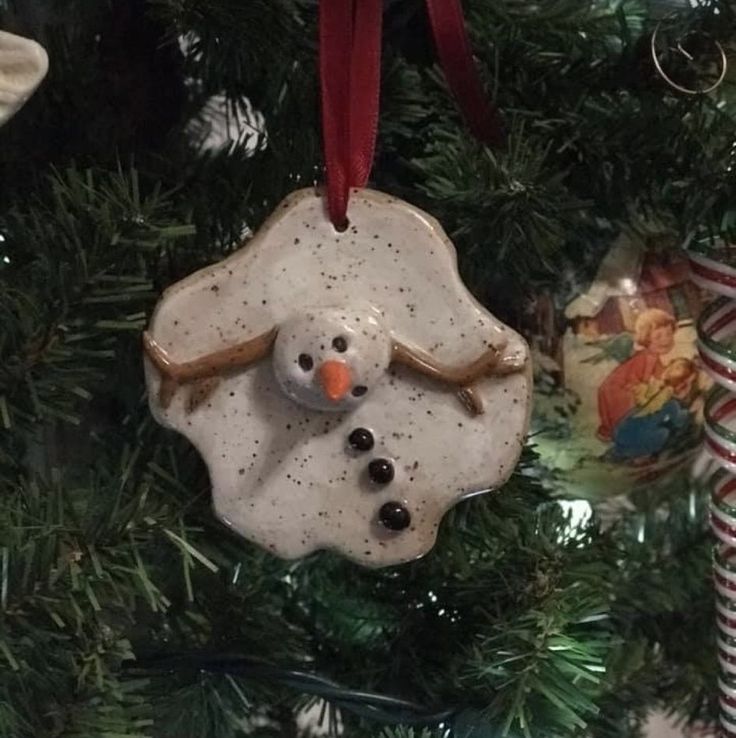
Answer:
[319,0,382,228]
[425,0,505,147]
[319,0,503,228]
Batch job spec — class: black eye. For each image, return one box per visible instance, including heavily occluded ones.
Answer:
[352,385,367,397]
[332,336,348,353]
[298,353,314,371]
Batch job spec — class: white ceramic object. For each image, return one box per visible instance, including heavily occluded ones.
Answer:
[144,188,531,566]
[0,30,48,127]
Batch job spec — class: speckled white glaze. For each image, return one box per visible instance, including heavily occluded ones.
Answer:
[0,31,48,127]
[145,188,531,566]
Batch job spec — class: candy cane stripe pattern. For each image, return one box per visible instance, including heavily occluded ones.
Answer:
[691,251,736,300]
[692,246,736,737]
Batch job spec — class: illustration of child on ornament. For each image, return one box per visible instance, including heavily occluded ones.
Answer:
[596,308,701,464]
[529,232,708,499]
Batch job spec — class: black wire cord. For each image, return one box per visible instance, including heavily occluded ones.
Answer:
[130,653,458,727]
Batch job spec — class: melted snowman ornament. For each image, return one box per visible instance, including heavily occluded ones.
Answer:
[144,189,531,566]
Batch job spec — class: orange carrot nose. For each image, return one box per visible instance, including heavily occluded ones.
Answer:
[318,360,352,402]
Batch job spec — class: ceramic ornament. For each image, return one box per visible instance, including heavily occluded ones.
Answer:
[0,30,48,127]
[143,188,531,566]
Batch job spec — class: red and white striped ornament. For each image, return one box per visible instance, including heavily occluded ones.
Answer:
[691,245,736,738]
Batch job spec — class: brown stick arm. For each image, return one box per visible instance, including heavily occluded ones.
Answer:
[143,327,278,384]
[391,339,526,417]
[391,340,506,385]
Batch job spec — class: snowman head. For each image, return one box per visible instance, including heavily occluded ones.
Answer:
[272,306,392,412]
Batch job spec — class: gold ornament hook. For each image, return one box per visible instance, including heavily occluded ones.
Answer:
[650,13,727,95]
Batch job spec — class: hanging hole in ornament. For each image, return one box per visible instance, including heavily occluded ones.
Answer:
[650,13,727,95]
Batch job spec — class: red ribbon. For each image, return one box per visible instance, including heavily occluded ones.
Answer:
[319,0,503,228]
[425,0,505,147]
[319,0,383,229]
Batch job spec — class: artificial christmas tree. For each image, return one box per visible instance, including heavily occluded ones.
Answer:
[0,1,734,737]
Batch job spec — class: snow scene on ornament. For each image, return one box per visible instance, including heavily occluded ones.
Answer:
[531,229,709,502]
[143,188,531,567]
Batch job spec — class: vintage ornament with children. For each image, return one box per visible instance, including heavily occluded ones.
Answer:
[531,229,708,502]
[143,188,531,566]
